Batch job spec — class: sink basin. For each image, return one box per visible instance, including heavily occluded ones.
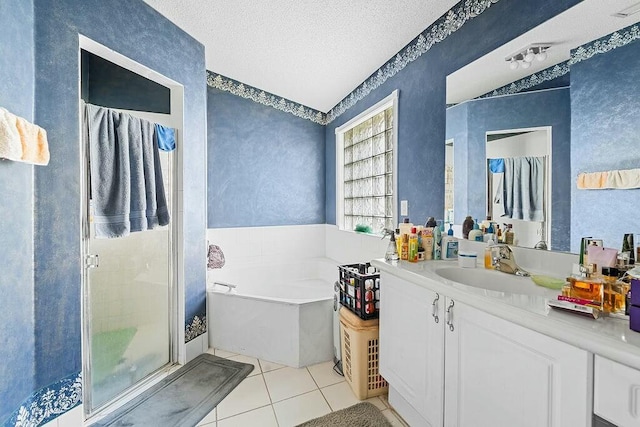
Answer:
[435,267,553,297]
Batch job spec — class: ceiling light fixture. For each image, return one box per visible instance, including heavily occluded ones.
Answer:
[505,44,551,71]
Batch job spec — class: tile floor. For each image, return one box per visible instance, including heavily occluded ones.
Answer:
[196,349,407,427]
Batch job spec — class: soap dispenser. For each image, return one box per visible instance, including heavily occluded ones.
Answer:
[442,225,458,260]
[484,235,496,269]
[468,219,483,242]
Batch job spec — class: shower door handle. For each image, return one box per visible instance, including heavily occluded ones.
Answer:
[86,254,99,269]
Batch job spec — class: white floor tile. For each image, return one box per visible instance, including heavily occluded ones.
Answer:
[214,348,238,358]
[320,381,361,411]
[381,408,409,426]
[217,406,278,427]
[205,348,216,356]
[228,354,261,377]
[196,408,216,426]
[259,359,286,373]
[217,375,271,420]
[365,396,387,410]
[272,390,331,427]
[307,361,345,388]
[263,366,318,402]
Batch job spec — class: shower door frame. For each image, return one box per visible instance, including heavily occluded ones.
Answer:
[78,35,185,419]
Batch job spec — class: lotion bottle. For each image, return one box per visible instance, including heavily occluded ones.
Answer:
[468,219,483,242]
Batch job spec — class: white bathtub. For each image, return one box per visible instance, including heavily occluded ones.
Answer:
[206,257,337,368]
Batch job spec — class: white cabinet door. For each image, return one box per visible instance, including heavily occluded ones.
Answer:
[444,300,592,427]
[594,355,640,427]
[379,272,445,426]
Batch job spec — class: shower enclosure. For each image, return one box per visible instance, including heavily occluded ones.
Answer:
[80,37,182,416]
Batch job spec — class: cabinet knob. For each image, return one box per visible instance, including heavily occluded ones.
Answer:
[445,300,455,332]
[431,293,440,323]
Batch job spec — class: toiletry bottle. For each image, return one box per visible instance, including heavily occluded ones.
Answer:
[399,218,413,240]
[395,228,403,257]
[408,227,419,262]
[385,230,400,262]
[421,227,434,260]
[468,219,483,242]
[433,224,442,260]
[401,234,409,261]
[568,264,603,306]
[496,224,502,243]
[602,267,627,313]
[504,224,515,245]
[442,232,459,260]
[484,236,496,269]
[462,216,474,239]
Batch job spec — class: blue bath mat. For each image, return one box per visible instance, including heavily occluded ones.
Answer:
[92,353,253,427]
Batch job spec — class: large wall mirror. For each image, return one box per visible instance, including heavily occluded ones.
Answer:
[445,0,640,253]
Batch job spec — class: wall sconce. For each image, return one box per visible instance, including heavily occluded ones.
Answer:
[505,44,550,70]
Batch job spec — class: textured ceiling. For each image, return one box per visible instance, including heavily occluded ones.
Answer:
[142,0,459,112]
[447,0,640,104]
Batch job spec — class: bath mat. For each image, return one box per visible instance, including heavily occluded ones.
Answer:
[92,353,253,427]
[296,402,393,427]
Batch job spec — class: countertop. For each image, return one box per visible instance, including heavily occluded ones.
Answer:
[371,258,640,371]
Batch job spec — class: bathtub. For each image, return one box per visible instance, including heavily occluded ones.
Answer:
[206,257,337,368]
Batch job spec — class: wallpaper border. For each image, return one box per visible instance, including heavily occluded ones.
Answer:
[207,0,502,125]
[5,372,82,427]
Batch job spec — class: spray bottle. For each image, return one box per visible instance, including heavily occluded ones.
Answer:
[383,229,399,262]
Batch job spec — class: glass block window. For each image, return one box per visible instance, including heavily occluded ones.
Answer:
[336,92,397,234]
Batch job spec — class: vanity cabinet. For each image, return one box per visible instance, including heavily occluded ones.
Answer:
[594,355,640,427]
[379,272,592,427]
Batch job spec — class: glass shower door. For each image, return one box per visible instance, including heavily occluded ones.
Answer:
[84,149,173,412]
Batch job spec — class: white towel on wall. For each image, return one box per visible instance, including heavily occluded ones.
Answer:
[0,107,23,161]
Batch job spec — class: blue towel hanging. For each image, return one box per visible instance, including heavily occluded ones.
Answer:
[489,158,505,173]
[155,124,176,152]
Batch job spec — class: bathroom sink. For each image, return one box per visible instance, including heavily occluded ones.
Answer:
[435,267,551,296]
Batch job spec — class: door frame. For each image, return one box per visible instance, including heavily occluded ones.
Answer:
[78,35,185,419]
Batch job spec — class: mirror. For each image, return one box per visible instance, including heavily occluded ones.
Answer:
[445,0,640,253]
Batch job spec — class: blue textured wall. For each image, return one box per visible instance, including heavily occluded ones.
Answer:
[325,0,581,226]
[33,0,206,395]
[208,86,325,227]
[447,88,571,251]
[571,36,640,252]
[0,1,35,423]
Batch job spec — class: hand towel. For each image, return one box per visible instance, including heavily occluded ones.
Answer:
[488,158,504,173]
[86,104,170,238]
[154,123,176,152]
[15,115,50,165]
[605,168,640,189]
[576,171,608,189]
[0,108,22,161]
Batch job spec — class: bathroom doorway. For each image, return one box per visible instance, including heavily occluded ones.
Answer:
[79,36,184,417]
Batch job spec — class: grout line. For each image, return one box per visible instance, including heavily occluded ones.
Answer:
[260,372,274,405]
[215,403,272,423]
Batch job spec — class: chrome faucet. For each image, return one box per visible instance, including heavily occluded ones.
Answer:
[490,244,529,276]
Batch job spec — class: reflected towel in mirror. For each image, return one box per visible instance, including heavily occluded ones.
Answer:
[503,156,544,222]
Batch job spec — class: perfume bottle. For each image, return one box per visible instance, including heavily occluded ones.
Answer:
[568,264,603,306]
[602,267,629,314]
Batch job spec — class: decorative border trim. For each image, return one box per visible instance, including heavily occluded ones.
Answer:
[477,61,570,99]
[325,0,500,124]
[570,23,640,65]
[6,372,82,427]
[185,315,207,343]
[207,0,501,125]
[476,23,640,100]
[207,72,327,125]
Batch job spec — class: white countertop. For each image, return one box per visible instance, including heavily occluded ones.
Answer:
[371,258,640,371]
